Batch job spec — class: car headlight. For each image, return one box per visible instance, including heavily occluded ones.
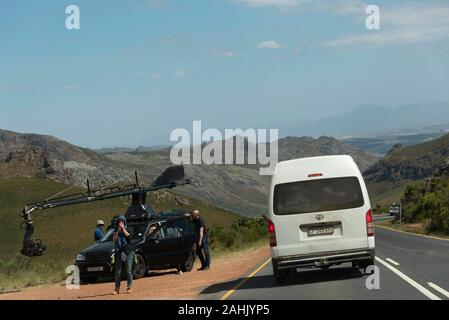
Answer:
[76,253,85,262]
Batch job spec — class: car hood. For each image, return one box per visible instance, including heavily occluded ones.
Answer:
[79,239,143,255]
[80,241,115,255]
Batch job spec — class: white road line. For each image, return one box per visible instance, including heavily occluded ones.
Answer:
[375,257,441,300]
[428,282,449,299]
[385,258,400,266]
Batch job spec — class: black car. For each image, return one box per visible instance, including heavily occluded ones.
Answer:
[75,210,197,283]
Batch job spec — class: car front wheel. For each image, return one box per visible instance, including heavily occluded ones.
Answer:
[80,275,98,284]
[132,253,146,279]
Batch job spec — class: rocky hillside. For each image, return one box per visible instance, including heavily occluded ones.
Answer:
[104,136,378,215]
[0,129,142,187]
[0,129,377,216]
[364,133,449,193]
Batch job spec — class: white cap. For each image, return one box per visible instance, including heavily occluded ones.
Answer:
[96,220,105,226]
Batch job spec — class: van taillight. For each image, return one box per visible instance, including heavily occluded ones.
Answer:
[268,219,277,247]
[366,209,374,237]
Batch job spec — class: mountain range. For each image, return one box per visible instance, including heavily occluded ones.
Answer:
[0,129,377,216]
[277,102,449,139]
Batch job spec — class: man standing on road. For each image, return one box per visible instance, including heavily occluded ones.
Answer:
[112,216,133,294]
[191,210,211,271]
[94,220,105,242]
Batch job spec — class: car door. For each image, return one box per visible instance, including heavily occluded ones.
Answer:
[161,219,187,265]
[145,221,183,267]
[144,223,169,267]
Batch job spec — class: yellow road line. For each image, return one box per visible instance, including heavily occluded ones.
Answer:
[220,257,272,300]
[376,224,449,241]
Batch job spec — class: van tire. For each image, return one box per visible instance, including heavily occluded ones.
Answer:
[274,274,287,284]
[355,259,375,273]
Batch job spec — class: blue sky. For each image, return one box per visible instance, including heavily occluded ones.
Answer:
[1,0,449,148]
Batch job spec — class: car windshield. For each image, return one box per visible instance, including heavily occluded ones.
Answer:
[273,176,365,215]
[100,224,146,242]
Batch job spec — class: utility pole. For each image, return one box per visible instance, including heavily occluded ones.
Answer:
[399,202,402,224]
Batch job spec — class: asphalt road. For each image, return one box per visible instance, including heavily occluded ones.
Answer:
[200,223,449,300]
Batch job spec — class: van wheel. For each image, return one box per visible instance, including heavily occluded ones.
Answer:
[273,270,288,284]
[274,274,287,284]
[363,259,376,272]
[356,259,375,273]
[132,254,146,279]
[182,247,196,272]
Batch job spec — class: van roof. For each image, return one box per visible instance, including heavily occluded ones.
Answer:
[272,155,362,185]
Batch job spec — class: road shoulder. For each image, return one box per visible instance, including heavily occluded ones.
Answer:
[0,245,270,300]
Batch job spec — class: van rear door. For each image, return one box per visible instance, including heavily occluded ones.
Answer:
[272,176,369,257]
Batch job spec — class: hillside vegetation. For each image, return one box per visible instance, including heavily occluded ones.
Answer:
[399,177,449,235]
[0,177,242,292]
[365,133,449,196]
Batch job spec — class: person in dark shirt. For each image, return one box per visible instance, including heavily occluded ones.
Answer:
[191,209,210,270]
[112,216,133,294]
[94,220,105,241]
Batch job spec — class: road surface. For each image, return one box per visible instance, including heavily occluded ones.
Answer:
[200,223,449,300]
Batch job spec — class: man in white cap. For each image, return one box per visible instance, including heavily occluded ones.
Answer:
[94,220,105,241]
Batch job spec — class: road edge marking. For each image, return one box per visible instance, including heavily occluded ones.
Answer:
[220,257,272,300]
[375,257,441,300]
[385,258,400,266]
[376,225,449,242]
[428,282,449,299]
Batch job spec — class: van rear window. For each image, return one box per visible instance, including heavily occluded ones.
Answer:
[273,177,364,215]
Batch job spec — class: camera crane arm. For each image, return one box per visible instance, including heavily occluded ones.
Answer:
[21,179,191,221]
[20,165,191,256]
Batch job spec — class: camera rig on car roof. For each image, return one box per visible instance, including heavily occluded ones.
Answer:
[20,165,191,257]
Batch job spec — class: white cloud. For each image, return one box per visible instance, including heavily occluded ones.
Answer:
[173,69,186,77]
[323,3,449,48]
[210,49,237,57]
[232,0,365,12]
[63,84,80,91]
[232,0,301,8]
[145,0,168,9]
[257,40,283,49]
[0,83,15,93]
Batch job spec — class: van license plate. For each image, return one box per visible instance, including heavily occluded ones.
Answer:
[87,266,103,272]
[308,226,334,236]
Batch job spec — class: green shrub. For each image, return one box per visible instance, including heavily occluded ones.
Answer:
[400,177,449,234]
[209,216,267,251]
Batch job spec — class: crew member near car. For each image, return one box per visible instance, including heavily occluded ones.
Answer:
[112,216,133,294]
[94,220,105,241]
[191,210,210,270]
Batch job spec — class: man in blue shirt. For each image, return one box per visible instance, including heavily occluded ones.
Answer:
[94,220,105,241]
